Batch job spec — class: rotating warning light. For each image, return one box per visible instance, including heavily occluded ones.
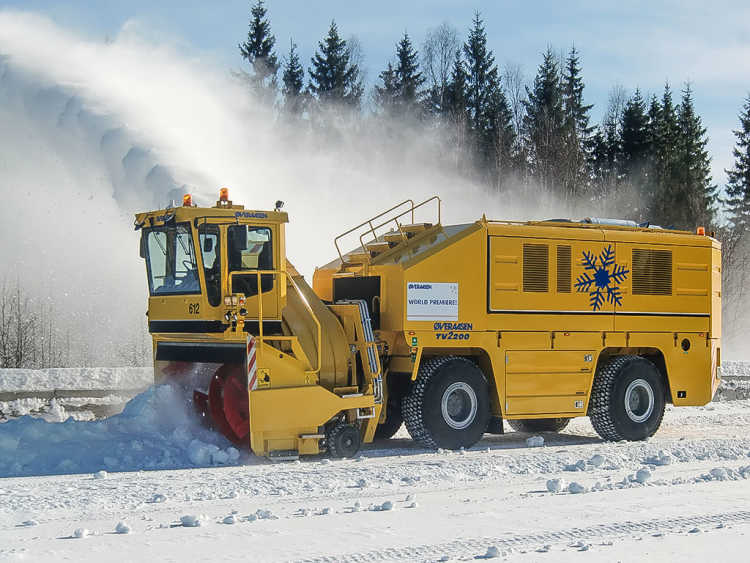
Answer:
[182,194,192,207]
[219,187,229,202]
[697,226,706,235]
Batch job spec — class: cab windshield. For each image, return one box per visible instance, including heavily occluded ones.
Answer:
[143,223,200,296]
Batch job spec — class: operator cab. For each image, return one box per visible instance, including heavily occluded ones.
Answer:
[135,188,288,336]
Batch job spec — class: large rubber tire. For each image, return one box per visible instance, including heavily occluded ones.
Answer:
[589,355,666,441]
[402,356,490,450]
[327,423,362,458]
[507,418,571,433]
[374,393,403,440]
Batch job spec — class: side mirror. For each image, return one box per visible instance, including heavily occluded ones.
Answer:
[203,237,214,253]
[139,233,147,259]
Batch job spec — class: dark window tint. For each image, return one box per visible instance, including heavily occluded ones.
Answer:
[199,225,221,307]
[228,225,273,297]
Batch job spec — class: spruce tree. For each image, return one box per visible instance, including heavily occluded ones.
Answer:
[725,94,750,235]
[281,40,305,117]
[523,47,565,193]
[374,62,398,113]
[376,33,425,117]
[562,46,594,197]
[238,1,279,100]
[394,32,425,113]
[462,12,514,182]
[650,83,680,225]
[618,90,650,219]
[444,49,469,167]
[445,49,468,119]
[308,21,362,108]
[674,84,717,228]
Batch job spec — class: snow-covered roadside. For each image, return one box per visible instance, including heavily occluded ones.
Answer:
[0,367,153,392]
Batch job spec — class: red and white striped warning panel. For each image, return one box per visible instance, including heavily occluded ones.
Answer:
[247,335,258,391]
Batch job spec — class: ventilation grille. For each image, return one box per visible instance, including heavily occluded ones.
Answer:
[632,249,672,295]
[557,245,571,293]
[523,244,549,292]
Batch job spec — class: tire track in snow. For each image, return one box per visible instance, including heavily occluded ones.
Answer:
[298,510,750,562]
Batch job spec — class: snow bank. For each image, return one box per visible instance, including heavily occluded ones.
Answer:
[0,367,153,391]
[720,362,750,379]
[0,385,243,477]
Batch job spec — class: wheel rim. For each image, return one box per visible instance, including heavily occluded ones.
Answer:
[440,382,478,430]
[624,378,654,423]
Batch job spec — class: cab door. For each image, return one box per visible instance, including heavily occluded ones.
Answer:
[227,224,279,320]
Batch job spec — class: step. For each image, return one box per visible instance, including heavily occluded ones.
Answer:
[365,241,393,254]
[383,231,408,243]
[344,251,371,264]
[400,222,433,233]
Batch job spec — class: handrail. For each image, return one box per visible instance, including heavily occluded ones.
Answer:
[244,269,322,377]
[356,195,442,258]
[334,199,414,264]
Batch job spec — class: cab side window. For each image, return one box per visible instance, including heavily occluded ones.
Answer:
[198,225,221,307]
[228,226,273,297]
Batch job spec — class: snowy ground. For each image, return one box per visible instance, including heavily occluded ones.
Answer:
[1,367,749,561]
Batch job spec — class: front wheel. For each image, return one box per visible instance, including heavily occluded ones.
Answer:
[589,355,666,441]
[402,356,490,450]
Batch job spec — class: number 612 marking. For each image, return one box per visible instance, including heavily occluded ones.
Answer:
[188,303,200,315]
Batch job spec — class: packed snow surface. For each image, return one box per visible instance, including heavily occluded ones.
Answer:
[1,364,750,560]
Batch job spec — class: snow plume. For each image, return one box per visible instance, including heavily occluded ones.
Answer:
[0,11,578,365]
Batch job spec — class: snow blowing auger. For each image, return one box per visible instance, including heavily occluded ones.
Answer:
[136,191,722,459]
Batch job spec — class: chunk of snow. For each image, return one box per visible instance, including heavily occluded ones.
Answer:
[180,514,205,527]
[635,468,652,484]
[380,500,393,511]
[150,493,167,504]
[526,436,544,447]
[710,467,729,481]
[19,520,38,527]
[223,515,237,525]
[114,521,131,534]
[93,470,108,480]
[255,509,276,520]
[588,454,605,467]
[546,478,565,493]
[73,528,89,538]
[483,545,500,558]
[568,482,587,494]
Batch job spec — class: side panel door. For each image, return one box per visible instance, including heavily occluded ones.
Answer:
[504,350,595,415]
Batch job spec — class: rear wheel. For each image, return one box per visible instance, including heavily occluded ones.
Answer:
[589,355,666,441]
[402,356,490,450]
[507,418,571,433]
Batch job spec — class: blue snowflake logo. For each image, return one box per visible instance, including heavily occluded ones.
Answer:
[574,245,629,311]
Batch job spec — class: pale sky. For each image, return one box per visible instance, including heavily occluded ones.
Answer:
[2,0,748,187]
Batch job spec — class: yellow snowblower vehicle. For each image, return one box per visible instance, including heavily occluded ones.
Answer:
[135,191,721,459]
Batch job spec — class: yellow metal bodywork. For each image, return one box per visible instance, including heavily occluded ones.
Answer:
[314,204,721,424]
[138,195,720,458]
[137,201,380,458]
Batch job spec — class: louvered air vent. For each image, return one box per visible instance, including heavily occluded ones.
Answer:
[557,245,571,293]
[523,244,549,292]
[632,248,672,295]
